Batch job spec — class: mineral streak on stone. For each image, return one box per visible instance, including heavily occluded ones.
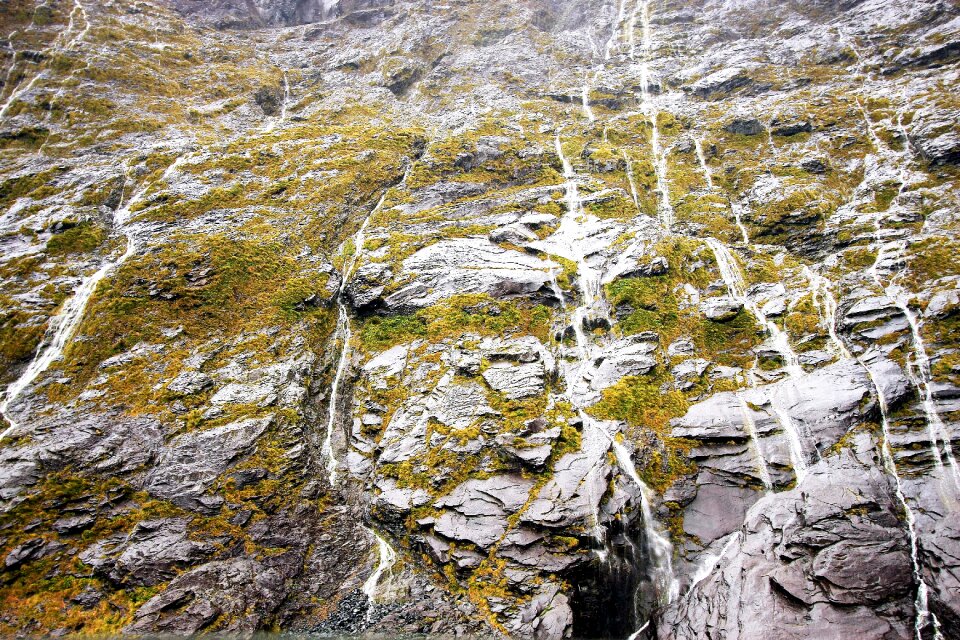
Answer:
[0,0,958,639]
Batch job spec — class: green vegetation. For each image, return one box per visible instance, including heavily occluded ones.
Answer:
[360,294,552,353]
[44,221,107,256]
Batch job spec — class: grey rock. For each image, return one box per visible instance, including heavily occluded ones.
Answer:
[384,238,558,311]
[723,117,765,136]
[145,417,272,512]
[166,371,214,396]
[701,296,743,321]
[345,262,393,308]
[79,518,214,587]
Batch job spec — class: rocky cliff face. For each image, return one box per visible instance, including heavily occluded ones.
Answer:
[0,0,958,638]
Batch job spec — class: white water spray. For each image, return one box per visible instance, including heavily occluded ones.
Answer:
[322,193,384,485]
[737,396,773,492]
[635,0,674,232]
[0,153,190,439]
[693,138,713,190]
[362,528,398,616]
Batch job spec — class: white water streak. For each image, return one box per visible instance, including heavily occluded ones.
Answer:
[622,150,641,212]
[704,238,802,376]
[891,284,960,493]
[611,439,679,605]
[0,0,88,124]
[803,266,852,360]
[636,0,673,231]
[581,81,595,122]
[860,356,943,639]
[686,531,740,595]
[730,199,750,246]
[693,138,713,190]
[738,396,773,491]
[262,70,290,133]
[323,191,386,485]
[0,154,189,439]
[362,528,398,612]
[704,238,808,481]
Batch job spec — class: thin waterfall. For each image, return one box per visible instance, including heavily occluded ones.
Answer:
[860,356,944,640]
[1,0,88,123]
[262,70,290,133]
[693,138,713,190]
[685,531,740,595]
[549,128,676,634]
[324,163,415,484]
[730,199,751,246]
[581,80,596,122]
[803,266,852,360]
[622,150,641,212]
[703,238,809,481]
[889,284,960,493]
[362,528,398,619]
[323,192,386,485]
[867,243,960,495]
[635,0,674,232]
[0,153,191,440]
[737,396,773,492]
[704,238,803,376]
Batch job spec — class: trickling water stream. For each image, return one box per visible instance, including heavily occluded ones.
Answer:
[545,125,675,637]
[703,238,810,482]
[362,528,398,618]
[0,152,190,440]
[737,395,773,492]
[323,193,383,486]
[693,138,713,190]
[859,354,944,640]
[635,0,673,232]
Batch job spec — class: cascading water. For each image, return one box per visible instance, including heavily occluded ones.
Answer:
[867,242,960,497]
[547,127,675,638]
[622,150,641,212]
[685,531,740,595]
[729,199,751,246]
[703,238,802,376]
[803,266,853,360]
[0,0,88,122]
[693,138,713,190]
[322,193,384,486]
[635,0,674,232]
[362,528,398,619]
[859,354,944,640]
[893,284,960,493]
[0,152,190,440]
[262,70,290,133]
[737,396,773,492]
[806,254,947,636]
[702,238,810,481]
[581,81,596,122]
[324,162,416,485]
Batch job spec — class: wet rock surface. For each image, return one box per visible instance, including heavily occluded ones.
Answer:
[0,0,957,638]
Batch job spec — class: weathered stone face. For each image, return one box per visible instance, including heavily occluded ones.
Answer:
[0,0,957,638]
